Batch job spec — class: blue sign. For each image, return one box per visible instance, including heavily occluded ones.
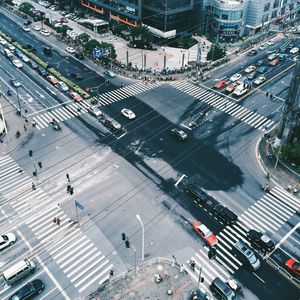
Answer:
[75,200,84,210]
[92,48,104,58]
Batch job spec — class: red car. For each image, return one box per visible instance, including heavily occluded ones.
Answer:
[213,80,227,89]
[269,59,280,66]
[69,91,83,102]
[60,17,68,23]
[285,258,300,277]
[193,221,218,246]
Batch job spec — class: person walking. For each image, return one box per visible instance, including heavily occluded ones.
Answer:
[31,182,36,190]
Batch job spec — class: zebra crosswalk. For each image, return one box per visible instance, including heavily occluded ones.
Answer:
[32,81,161,130]
[185,186,300,291]
[170,81,275,131]
[0,155,113,295]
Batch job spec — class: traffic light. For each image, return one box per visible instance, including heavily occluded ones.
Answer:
[125,239,130,248]
[29,150,33,157]
[38,162,42,168]
[270,94,274,100]
[121,232,126,240]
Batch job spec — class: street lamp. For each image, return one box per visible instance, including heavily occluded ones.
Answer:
[136,214,144,261]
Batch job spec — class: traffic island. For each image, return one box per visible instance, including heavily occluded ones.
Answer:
[87,258,198,300]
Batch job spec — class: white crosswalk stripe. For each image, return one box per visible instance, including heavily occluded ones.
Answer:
[187,186,299,288]
[0,154,113,295]
[170,81,274,131]
[32,82,161,130]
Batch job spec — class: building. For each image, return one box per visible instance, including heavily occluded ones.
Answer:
[81,0,199,38]
[206,0,298,42]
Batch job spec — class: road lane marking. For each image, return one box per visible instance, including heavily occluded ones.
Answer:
[252,272,265,283]
[175,174,187,187]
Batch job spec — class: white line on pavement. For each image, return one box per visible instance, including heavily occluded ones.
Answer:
[175,174,187,187]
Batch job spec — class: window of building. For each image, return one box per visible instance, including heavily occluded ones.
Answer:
[271,10,277,18]
[264,3,270,12]
[281,6,286,14]
[262,14,269,23]
[273,0,279,8]
[221,14,228,20]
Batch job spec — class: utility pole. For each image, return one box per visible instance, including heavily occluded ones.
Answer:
[110,46,112,71]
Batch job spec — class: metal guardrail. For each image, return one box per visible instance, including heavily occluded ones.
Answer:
[266,257,300,289]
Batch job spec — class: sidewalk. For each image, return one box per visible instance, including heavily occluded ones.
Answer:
[0,95,32,155]
[86,258,201,300]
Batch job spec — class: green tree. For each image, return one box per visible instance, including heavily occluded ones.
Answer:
[84,39,101,55]
[19,2,34,15]
[75,33,90,46]
[207,44,226,61]
[56,25,70,38]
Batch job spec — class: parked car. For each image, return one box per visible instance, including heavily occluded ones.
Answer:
[278,53,286,61]
[57,81,69,92]
[229,73,242,82]
[20,54,30,63]
[87,106,102,117]
[40,29,50,36]
[247,72,257,80]
[9,279,45,300]
[246,230,275,253]
[170,128,188,141]
[253,76,266,85]
[193,221,218,246]
[244,65,256,73]
[46,75,59,85]
[104,117,121,131]
[10,79,21,87]
[213,204,238,225]
[7,44,15,52]
[32,24,41,31]
[22,26,30,32]
[256,60,264,67]
[60,17,68,23]
[121,108,136,120]
[184,185,210,204]
[267,53,277,60]
[66,47,76,54]
[233,84,249,97]
[210,277,236,300]
[0,232,16,250]
[285,258,300,277]
[28,60,38,69]
[213,79,227,89]
[290,47,299,55]
[37,67,49,77]
[0,36,8,45]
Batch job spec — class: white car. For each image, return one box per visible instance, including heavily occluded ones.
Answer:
[229,73,242,82]
[121,108,136,119]
[66,47,76,54]
[0,37,8,45]
[32,25,41,31]
[290,47,299,55]
[244,65,256,73]
[259,43,268,50]
[40,29,50,36]
[0,232,16,250]
[268,53,277,60]
[8,44,15,52]
[57,81,69,92]
[104,70,116,78]
[267,40,274,46]
[87,106,102,117]
[22,26,30,32]
[253,76,266,85]
[233,84,249,97]
[20,55,30,63]
[13,59,23,68]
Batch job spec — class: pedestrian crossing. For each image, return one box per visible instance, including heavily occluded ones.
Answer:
[170,81,275,131]
[32,81,161,130]
[185,186,300,290]
[0,155,113,295]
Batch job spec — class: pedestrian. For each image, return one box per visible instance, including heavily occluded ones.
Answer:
[18,165,23,173]
[287,184,292,192]
[24,124,27,131]
[56,217,61,225]
[109,270,114,277]
[31,182,36,190]
[190,260,195,271]
[180,264,184,273]
[53,217,57,224]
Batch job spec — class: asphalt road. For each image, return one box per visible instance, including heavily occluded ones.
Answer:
[0,5,299,300]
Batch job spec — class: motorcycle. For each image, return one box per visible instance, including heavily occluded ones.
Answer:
[7,89,12,96]
[49,121,61,131]
[261,183,270,192]
[15,131,21,138]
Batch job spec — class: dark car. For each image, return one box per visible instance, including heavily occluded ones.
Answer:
[71,73,83,80]
[75,53,84,60]
[37,67,49,77]
[43,46,52,56]
[256,60,264,67]
[213,204,238,225]
[246,229,275,253]
[28,60,38,69]
[247,72,257,80]
[184,185,210,204]
[9,279,45,300]
[15,49,23,58]
[247,49,257,56]
[104,117,121,131]
[170,128,188,141]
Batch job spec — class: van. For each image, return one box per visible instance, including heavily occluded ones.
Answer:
[232,240,261,271]
[3,48,13,58]
[3,259,35,285]
[210,277,236,300]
